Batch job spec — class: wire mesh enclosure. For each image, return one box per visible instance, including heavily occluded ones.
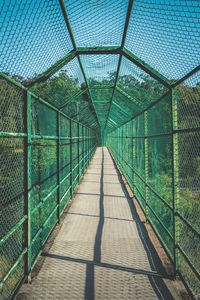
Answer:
[0,0,199,299]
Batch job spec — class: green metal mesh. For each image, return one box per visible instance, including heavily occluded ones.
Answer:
[0,0,199,298]
[0,76,25,133]
[125,0,200,80]
[117,56,168,108]
[80,55,119,86]
[107,70,199,298]
[0,1,73,79]
[0,74,97,299]
[174,72,200,297]
[64,0,129,47]
[33,57,85,108]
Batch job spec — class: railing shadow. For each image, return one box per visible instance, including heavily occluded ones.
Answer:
[42,147,175,299]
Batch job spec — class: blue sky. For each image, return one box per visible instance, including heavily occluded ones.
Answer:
[0,0,199,83]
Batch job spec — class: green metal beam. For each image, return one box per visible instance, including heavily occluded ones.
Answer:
[108,118,118,127]
[122,48,172,88]
[59,88,88,110]
[25,90,32,282]
[58,0,100,129]
[171,64,200,88]
[89,85,114,89]
[26,50,76,90]
[93,100,110,103]
[58,0,76,49]
[108,91,170,131]
[115,86,144,110]
[77,46,121,55]
[78,56,101,128]
[104,0,135,130]
[112,101,132,118]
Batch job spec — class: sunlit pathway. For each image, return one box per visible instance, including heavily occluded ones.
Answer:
[17,147,183,300]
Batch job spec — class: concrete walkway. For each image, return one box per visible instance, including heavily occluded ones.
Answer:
[17,147,184,299]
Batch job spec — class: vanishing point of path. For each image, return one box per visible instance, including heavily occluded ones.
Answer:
[17,147,185,300]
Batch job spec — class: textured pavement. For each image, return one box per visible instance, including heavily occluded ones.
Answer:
[17,147,184,300]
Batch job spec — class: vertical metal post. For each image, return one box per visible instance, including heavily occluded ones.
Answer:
[133,120,136,195]
[144,111,149,221]
[78,123,80,183]
[82,126,84,173]
[88,129,90,162]
[57,112,61,223]
[126,124,128,178]
[70,119,73,198]
[87,128,89,167]
[117,128,120,164]
[25,91,32,282]
[171,88,179,276]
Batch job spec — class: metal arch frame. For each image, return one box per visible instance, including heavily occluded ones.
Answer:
[24,46,172,131]
[23,0,199,134]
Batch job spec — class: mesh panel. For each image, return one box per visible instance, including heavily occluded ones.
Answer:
[113,89,142,118]
[60,115,70,137]
[175,70,200,298]
[109,108,128,126]
[1,259,24,300]
[0,225,24,298]
[125,0,200,80]
[0,138,25,239]
[65,0,129,47]
[117,56,168,108]
[148,136,173,255]
[147,94,171,136]
[0,0,73,80]
[31,98,57,136]
[176,71,200,130]
[80,55,119,86]
[177,131,200,297]
[0,0,199,298]
[62,91,90,119]
[0,75,24,133]
[94,102,110,127]
[33,57,85,108]
[90,88,113,101]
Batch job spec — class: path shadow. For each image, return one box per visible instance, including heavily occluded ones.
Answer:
[41,147,175,300]
[107,148,175,299]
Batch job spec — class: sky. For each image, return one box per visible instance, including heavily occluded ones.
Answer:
[0,0,199,83]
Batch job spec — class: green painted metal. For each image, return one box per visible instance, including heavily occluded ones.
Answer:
[108,91,171,131]
[93,100,110,103]
[104,0,134,130]
[144,111,149,220]
[58,0,76,49]
[112,101,132,117]
[89,86,114,89]
[25,91,32,282]
[115,86,144,110]
[57,0,100,129]
[57,112,61,223]
[77,55,101,128]
[171,87,179,275]
[122,48,172,88]
[0,248,27,287]
[0,216,27,247]
[0,72,97,299]
[107,73,200,299]
[0,1,200,298]
[0,71,28,91]
[26,50,76,90]
[59,88,88,110]
[70,119,73,198]
[0,132,27,137]
[77,46,121,55]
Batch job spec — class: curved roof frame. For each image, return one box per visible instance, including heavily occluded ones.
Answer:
[22,0,200,131]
